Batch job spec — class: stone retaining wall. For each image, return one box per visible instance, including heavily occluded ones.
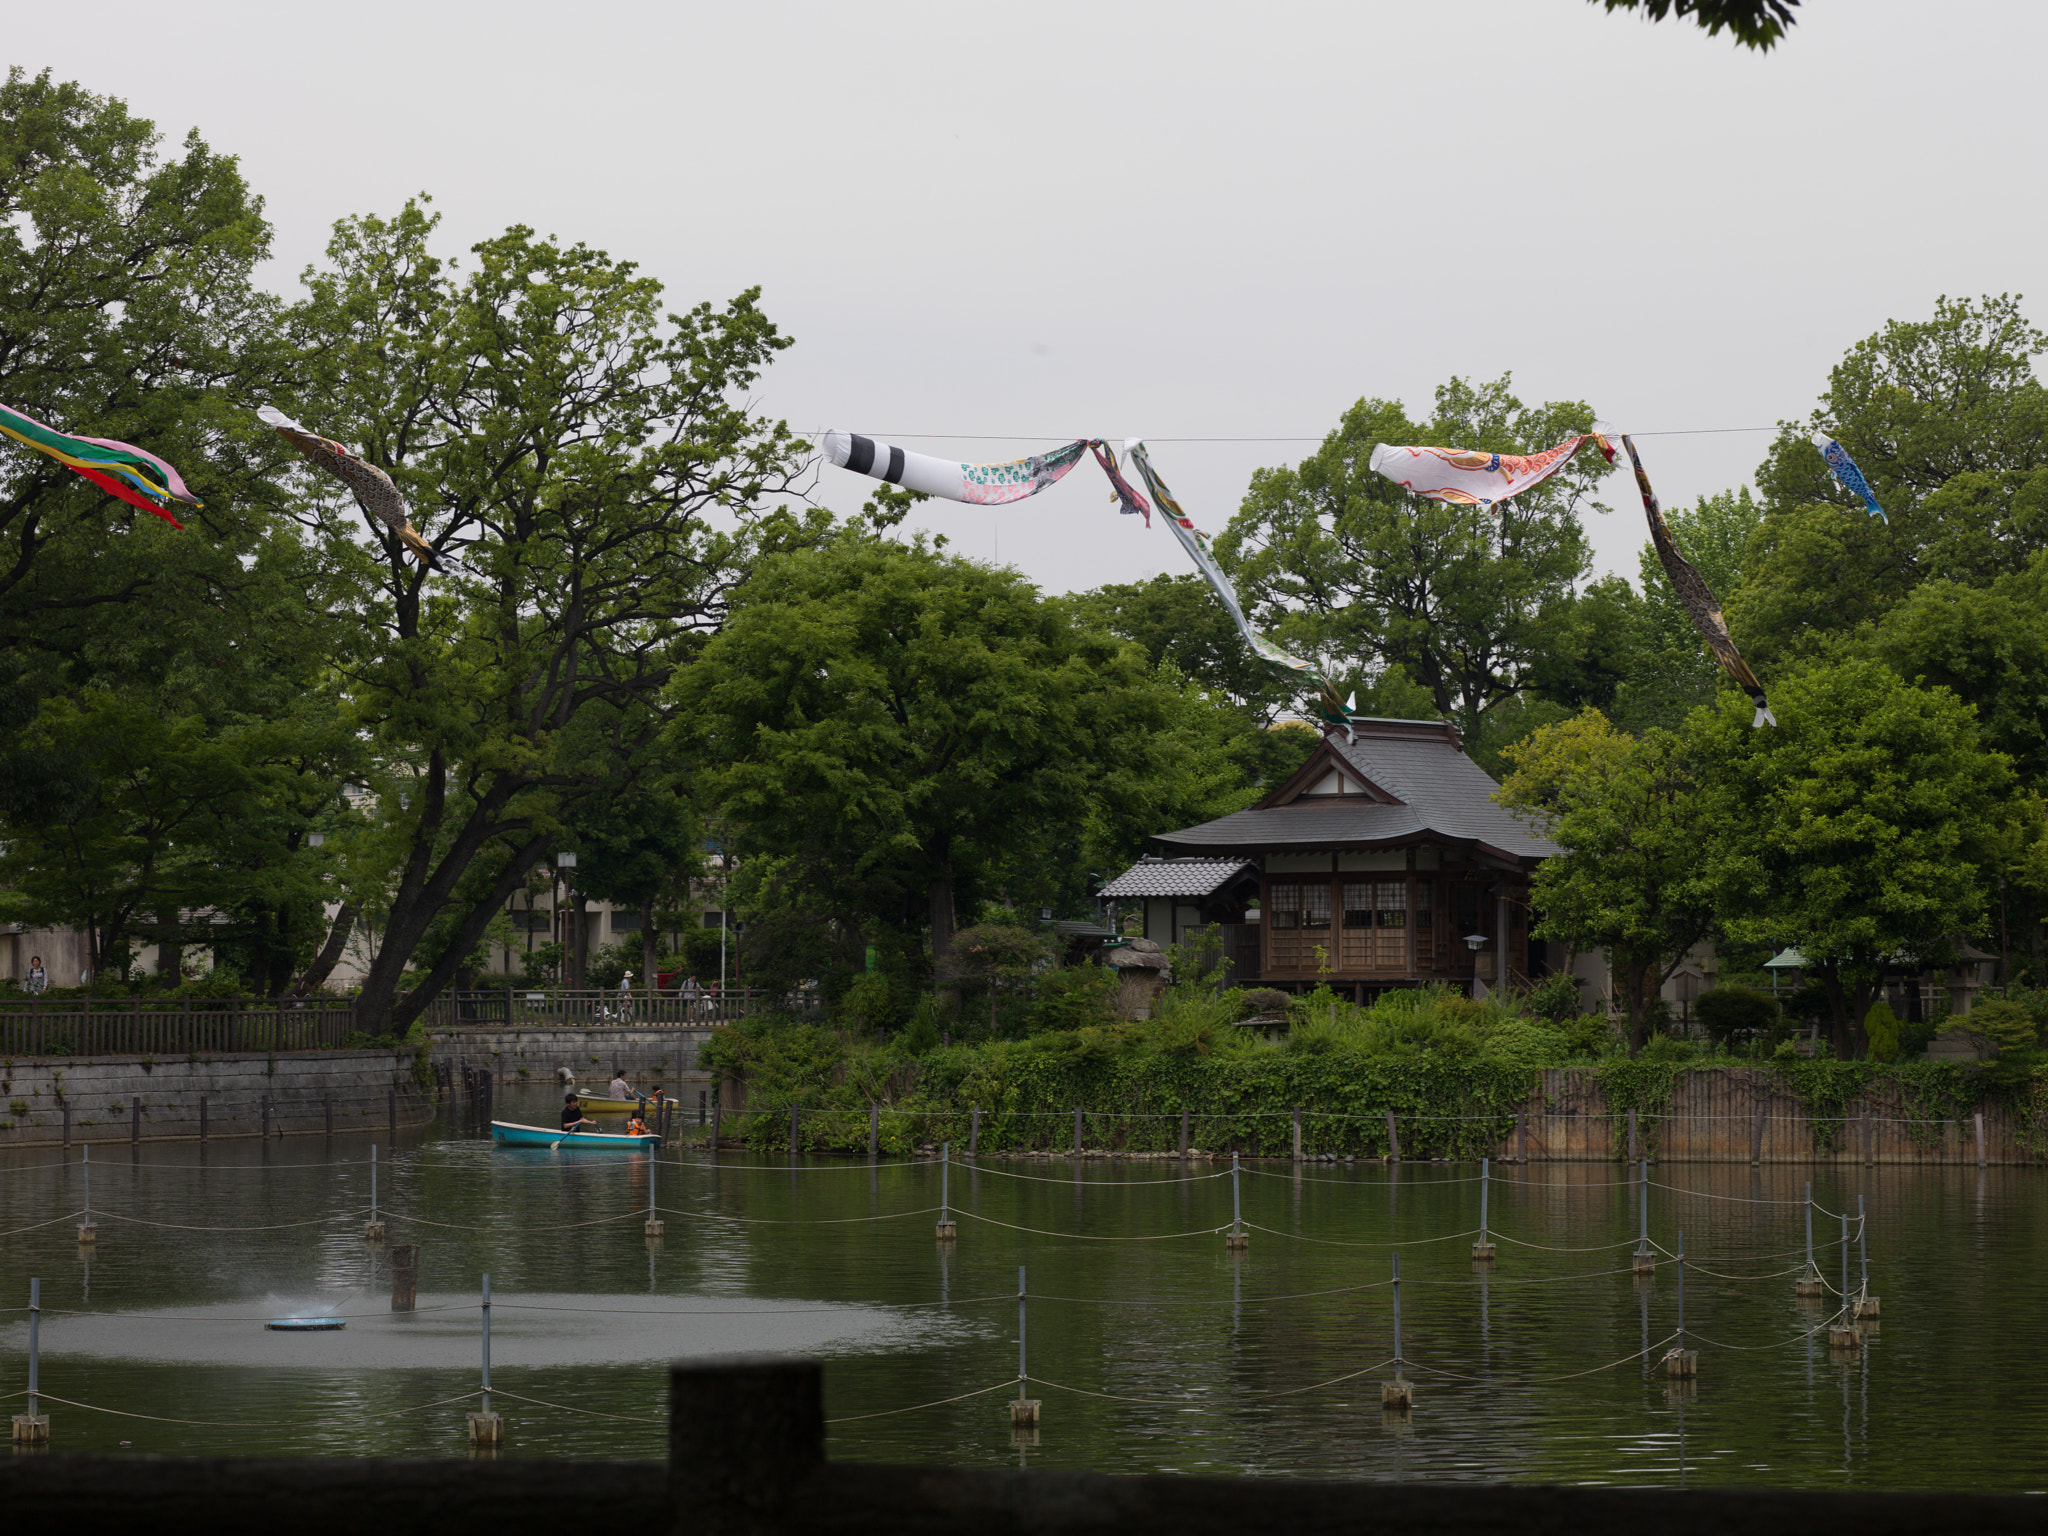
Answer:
[427,1026,716,1096]
[0,1051,433,1145]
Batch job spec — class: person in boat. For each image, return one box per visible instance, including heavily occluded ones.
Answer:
[561,1092,596,1134]
[608,1069,634,1101]
[625,1110,649,1136]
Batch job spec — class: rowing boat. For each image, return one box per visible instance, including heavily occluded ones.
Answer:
[574,1094,646,1113]
[491,1119,661,1150]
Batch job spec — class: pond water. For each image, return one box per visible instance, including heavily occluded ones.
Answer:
[1,1082,2042,1491]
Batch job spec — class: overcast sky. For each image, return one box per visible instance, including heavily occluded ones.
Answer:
[16,1,2045,593]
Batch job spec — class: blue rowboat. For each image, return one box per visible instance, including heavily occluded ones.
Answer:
[491,1119,661,1151]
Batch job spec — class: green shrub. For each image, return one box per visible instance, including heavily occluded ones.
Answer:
[1239,988,1291,1019]
[1525,971,1582,1023]
[1639,1032,1699,1062]
[1028,965,1118,1034]
[1696,985,1778,1046]
[1863,1001,1901,1063]
[836,971,905,1036]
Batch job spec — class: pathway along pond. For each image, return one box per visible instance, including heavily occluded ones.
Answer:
[0,1083,2042,1490]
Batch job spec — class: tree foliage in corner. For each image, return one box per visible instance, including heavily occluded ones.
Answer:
[1590,0,1800,50]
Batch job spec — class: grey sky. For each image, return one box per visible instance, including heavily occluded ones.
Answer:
[17,1,2045,593]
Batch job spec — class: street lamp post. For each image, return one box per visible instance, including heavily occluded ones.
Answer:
[557,852,579,993]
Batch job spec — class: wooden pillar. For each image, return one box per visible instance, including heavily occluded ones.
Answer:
[1385,1110,1401,1162]
[711,1099,723,1150]
[668,1356,823,1536]
[130,1095,140,1145]
[1180,1106,1190,1160]
[868,1102,879,1159]
[1628,1106,1638,1165]
[389,1088,398,1142]
[1751,1100,1767,1166]
[1292,1106,1303,1162]
[390,1245,419,1311]
[969,1105,980,1158]
[325,1095,334,1136]
[1073,1105,1083,1158]
[1862,1107,1873,1167]
[1518,1111,1529,1164]
[1975,1110,1986,1168]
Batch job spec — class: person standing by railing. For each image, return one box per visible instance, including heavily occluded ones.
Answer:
[681,973,704,1022]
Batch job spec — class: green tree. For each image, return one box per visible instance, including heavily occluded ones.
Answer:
[1070,572,1295,723]
[1695,659,2011,1059]
[1219,374,1611,740]
[1590,0,1800,51]
[676,534,1233,996]
[283,202,814,1034]
[568,781,702,989]
[1733,296,2048,662]
[1497,709,1715,1054]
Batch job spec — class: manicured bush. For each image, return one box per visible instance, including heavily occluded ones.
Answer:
[1696,984,1779,1046]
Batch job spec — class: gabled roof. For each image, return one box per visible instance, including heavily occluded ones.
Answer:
[1150,719,1556,867]
[1098,856,1259,899]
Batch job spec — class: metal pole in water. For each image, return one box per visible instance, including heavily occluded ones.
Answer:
[1392,1251,1403,1365]
[481,1273,492,1416]
[27,1275,39,1423]
[1853,1193,1878,1319]
[1806,1180,1815,1274]
[78,1145,93,1244]
[1017,1264,1027,1389]
[941,1143,950,1223]
[1676,1230,1685,1344]
[1480,1157,1489,1244]
[1840,1211,1849,1306]
[371,1144,378,1225]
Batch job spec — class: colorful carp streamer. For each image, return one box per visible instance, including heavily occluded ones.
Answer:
[0,404,199,529]
[1367,433,1618,511]
[260,406,442,570]
[1811,431,1886,521]
[1623,436,1775,729]
[822,430,1346,722]
[821,431,1103,508]
[1121,440,1348,723]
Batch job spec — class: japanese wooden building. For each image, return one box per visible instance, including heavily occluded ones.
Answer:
[1101,717,1557,998]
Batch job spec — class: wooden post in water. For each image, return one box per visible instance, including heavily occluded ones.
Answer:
[1385,1110,1400,1162]
[1751,1100,1767,1166]
[711,1099,722,1151]
[868,1102,879,1159]
[1975,1110,1986,1168]
[389,1088,398,1144]
[789,1106,800,1156]
[1628,1106,1638,1165]
[198,1095,207,1142]
[61,1104,70,1149]
[129,1096,139,1145]
[1862,1107,1873,1167]
[1292,1107,1302,1162]
[390,1245,419,1311]
[261,1097,271,1138]
[1180,1106,1190,1160]
[969,1105,980,1158]
[1517,1111,1529,1164]
[1072,1105,1083,1158]
[324,1095,334,1136]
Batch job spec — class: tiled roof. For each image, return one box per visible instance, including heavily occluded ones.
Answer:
[1098,856,1259,898]
[1151,721,1557,864]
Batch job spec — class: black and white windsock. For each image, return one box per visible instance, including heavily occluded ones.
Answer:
[821,430,1091,506]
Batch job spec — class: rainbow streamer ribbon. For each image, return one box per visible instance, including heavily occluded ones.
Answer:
[0,404,198,529]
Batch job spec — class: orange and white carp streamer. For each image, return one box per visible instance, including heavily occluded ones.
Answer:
[1368,434,1618,512]
[260,405,442,571]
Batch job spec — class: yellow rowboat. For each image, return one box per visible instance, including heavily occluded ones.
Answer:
[576,1093,649,1113]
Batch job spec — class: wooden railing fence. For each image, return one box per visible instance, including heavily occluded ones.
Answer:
[0,998,359,1057]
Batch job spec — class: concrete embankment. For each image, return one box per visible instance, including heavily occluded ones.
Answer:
[0,1050,433,1145]
[427,1025,716,1099]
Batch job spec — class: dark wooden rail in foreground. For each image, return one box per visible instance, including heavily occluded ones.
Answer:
[3,1357,2039,1536]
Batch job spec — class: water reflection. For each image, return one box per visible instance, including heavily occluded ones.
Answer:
[0,1081,2041,1491]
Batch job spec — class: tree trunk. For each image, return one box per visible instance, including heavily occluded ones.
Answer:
[929,864,957,1011]
[571,889,591,991]
[1622,951,1654,1055]
[156,909,183,986]
[291,903,356,999]
[640,898,657,997]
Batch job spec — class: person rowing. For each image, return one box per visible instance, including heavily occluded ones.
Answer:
[561,1092,596,1135]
